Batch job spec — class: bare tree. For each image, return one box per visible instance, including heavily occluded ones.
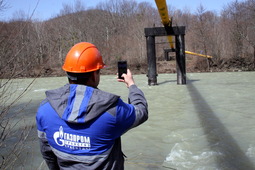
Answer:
[0,0,7,13]
[0,1,40,168]
[1,0,254,82]
[236,0,255,69]
[191,5,216,71]
[221,0,255,70]
[227,0,245,59]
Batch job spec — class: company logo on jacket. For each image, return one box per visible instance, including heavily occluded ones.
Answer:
[53,126,91,150]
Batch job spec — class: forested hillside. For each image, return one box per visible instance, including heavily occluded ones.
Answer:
[1,0,255,78]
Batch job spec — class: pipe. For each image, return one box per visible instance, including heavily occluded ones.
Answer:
[185,51,213,58]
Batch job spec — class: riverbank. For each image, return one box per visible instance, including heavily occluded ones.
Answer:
[8,56,254,79]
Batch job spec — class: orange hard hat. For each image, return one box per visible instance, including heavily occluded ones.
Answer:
[62,42,105,73]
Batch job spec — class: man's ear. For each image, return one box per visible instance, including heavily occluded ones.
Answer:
[89,71,97,84]
[91,71,97,82]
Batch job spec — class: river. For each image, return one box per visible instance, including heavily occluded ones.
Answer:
[2,72,255,170]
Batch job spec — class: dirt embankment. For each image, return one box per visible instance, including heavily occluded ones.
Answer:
[12,57,255,79]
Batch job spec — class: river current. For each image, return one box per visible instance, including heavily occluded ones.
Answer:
[2,72,255,169]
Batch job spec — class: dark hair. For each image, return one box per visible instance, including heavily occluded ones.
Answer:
[67,72,93,84]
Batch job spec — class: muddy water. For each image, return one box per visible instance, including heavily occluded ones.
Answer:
[2,72,255,169]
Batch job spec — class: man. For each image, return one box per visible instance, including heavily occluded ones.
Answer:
[36,42,148,169]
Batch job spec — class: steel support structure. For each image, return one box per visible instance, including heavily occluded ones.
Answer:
[145,26,186,85]
[164,49,175,61]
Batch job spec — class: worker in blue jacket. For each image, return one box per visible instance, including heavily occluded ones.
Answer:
[36,42,148,170]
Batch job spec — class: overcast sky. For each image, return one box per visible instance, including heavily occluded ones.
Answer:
[0,0,241,21]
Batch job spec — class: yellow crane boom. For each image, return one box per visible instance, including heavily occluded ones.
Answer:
[154,0,213,58]
[155,0,174,49]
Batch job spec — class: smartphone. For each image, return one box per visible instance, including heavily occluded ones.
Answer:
[118,61,127,79]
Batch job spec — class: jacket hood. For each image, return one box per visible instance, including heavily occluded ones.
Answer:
[45,84,119,123]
